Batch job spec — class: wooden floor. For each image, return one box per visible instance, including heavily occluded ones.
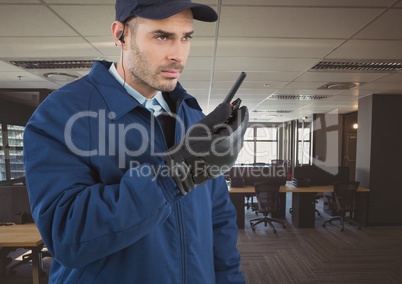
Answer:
[2,195,402,284]
[238,194,402,284]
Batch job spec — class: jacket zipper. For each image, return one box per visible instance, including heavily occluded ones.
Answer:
[153,104,187,283]
[174,103,186,283]
[176,202,186,284]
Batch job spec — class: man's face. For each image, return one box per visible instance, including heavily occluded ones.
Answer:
[125,10,194,97]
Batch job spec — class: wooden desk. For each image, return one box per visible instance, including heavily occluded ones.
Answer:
[228,186,255,229]
[282,184,369,228]
[280,184,369,193]
[0,223,44,284]
[229,184,370,229]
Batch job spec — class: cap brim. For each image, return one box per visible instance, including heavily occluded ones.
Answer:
[135,2,218,22]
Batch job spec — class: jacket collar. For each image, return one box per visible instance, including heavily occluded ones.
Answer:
[88,61,201,120]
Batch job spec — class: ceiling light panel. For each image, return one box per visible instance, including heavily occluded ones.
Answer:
[311,59,402,72]
[10,60,95,69]
[267,94,332,100]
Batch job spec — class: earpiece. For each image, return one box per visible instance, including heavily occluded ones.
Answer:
[118,23,125,43]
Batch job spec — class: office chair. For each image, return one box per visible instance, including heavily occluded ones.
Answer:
[289,177,321,216]
[228,177,256,212]
[0,247,14,276]
[314,194,322,216]
[7,246,52,276]
[288,195,321,216]
[250,182,286,233]
[244,194,257,212]
[322,181,361,231]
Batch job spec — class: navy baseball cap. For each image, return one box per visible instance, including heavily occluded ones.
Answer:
[116,0,218,23]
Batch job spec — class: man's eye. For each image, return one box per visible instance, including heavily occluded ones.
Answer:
[183,35,193,41]
[156,35,167,40]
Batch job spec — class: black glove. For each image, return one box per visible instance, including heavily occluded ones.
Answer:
[165,103,249,195]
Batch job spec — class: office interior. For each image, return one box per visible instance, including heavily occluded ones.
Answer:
[1,0,402,283]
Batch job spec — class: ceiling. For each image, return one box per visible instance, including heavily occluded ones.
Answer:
[1,0,402,123]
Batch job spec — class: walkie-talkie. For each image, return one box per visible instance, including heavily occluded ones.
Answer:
[223,72,247,123]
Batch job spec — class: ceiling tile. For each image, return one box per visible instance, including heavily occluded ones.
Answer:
[337,89,379,98]
[327,40,402,59]
[359,82,402,91]
[192,21,217,37]
[0,80,60,89]
[185,57,214,71]
[0,37,104,58]
[295,71,390,83]
[50,5,114,36]
[43,0,114,3]
[85,36,120,59]
[212,71,295,82]
[0,71,47,82]
[0,5,77,36]
[0,61,23,72]
[372,72,402,83]
[222,0,395,7]
[187,37,215,56]
[214,57,318,72]
[354,9,402,40]
[219,6,381,38]
[216,38,343,58]
[0,0,41,3]
[178,70,212,81]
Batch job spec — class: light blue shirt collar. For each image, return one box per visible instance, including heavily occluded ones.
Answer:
[108,63,172,116]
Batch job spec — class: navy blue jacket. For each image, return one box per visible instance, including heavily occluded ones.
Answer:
[24,61,245,283]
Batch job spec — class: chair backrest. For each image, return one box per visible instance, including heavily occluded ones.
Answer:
[254,182,281,214]
[333,181,360,213]
[0,185,33,223]
[293,165,350,186]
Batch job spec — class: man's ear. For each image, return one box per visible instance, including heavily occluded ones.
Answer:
[111,21,125,47]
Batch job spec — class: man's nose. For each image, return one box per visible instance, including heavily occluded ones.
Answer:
[167,40,189,63]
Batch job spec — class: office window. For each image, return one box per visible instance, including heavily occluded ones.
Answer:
[0,150,4,180]
[236,126,278,164]
[7,125,24,147]
[0,124,25,181]
[236,128,254,164]
[0,124,4,180]
[298,124,311,165]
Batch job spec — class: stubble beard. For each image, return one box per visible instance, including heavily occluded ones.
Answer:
[126,41,183,93]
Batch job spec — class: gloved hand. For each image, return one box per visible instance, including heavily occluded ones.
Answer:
[164,103,249,195]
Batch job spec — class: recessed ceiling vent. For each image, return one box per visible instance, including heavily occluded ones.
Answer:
[267,94,331,100]
[318,82,360,90]
[310,59,402,72]
[9,60,95,69]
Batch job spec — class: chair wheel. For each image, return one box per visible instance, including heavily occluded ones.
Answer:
[322,224,326,228]
[282,224,286,229]
[273,229,277,233]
